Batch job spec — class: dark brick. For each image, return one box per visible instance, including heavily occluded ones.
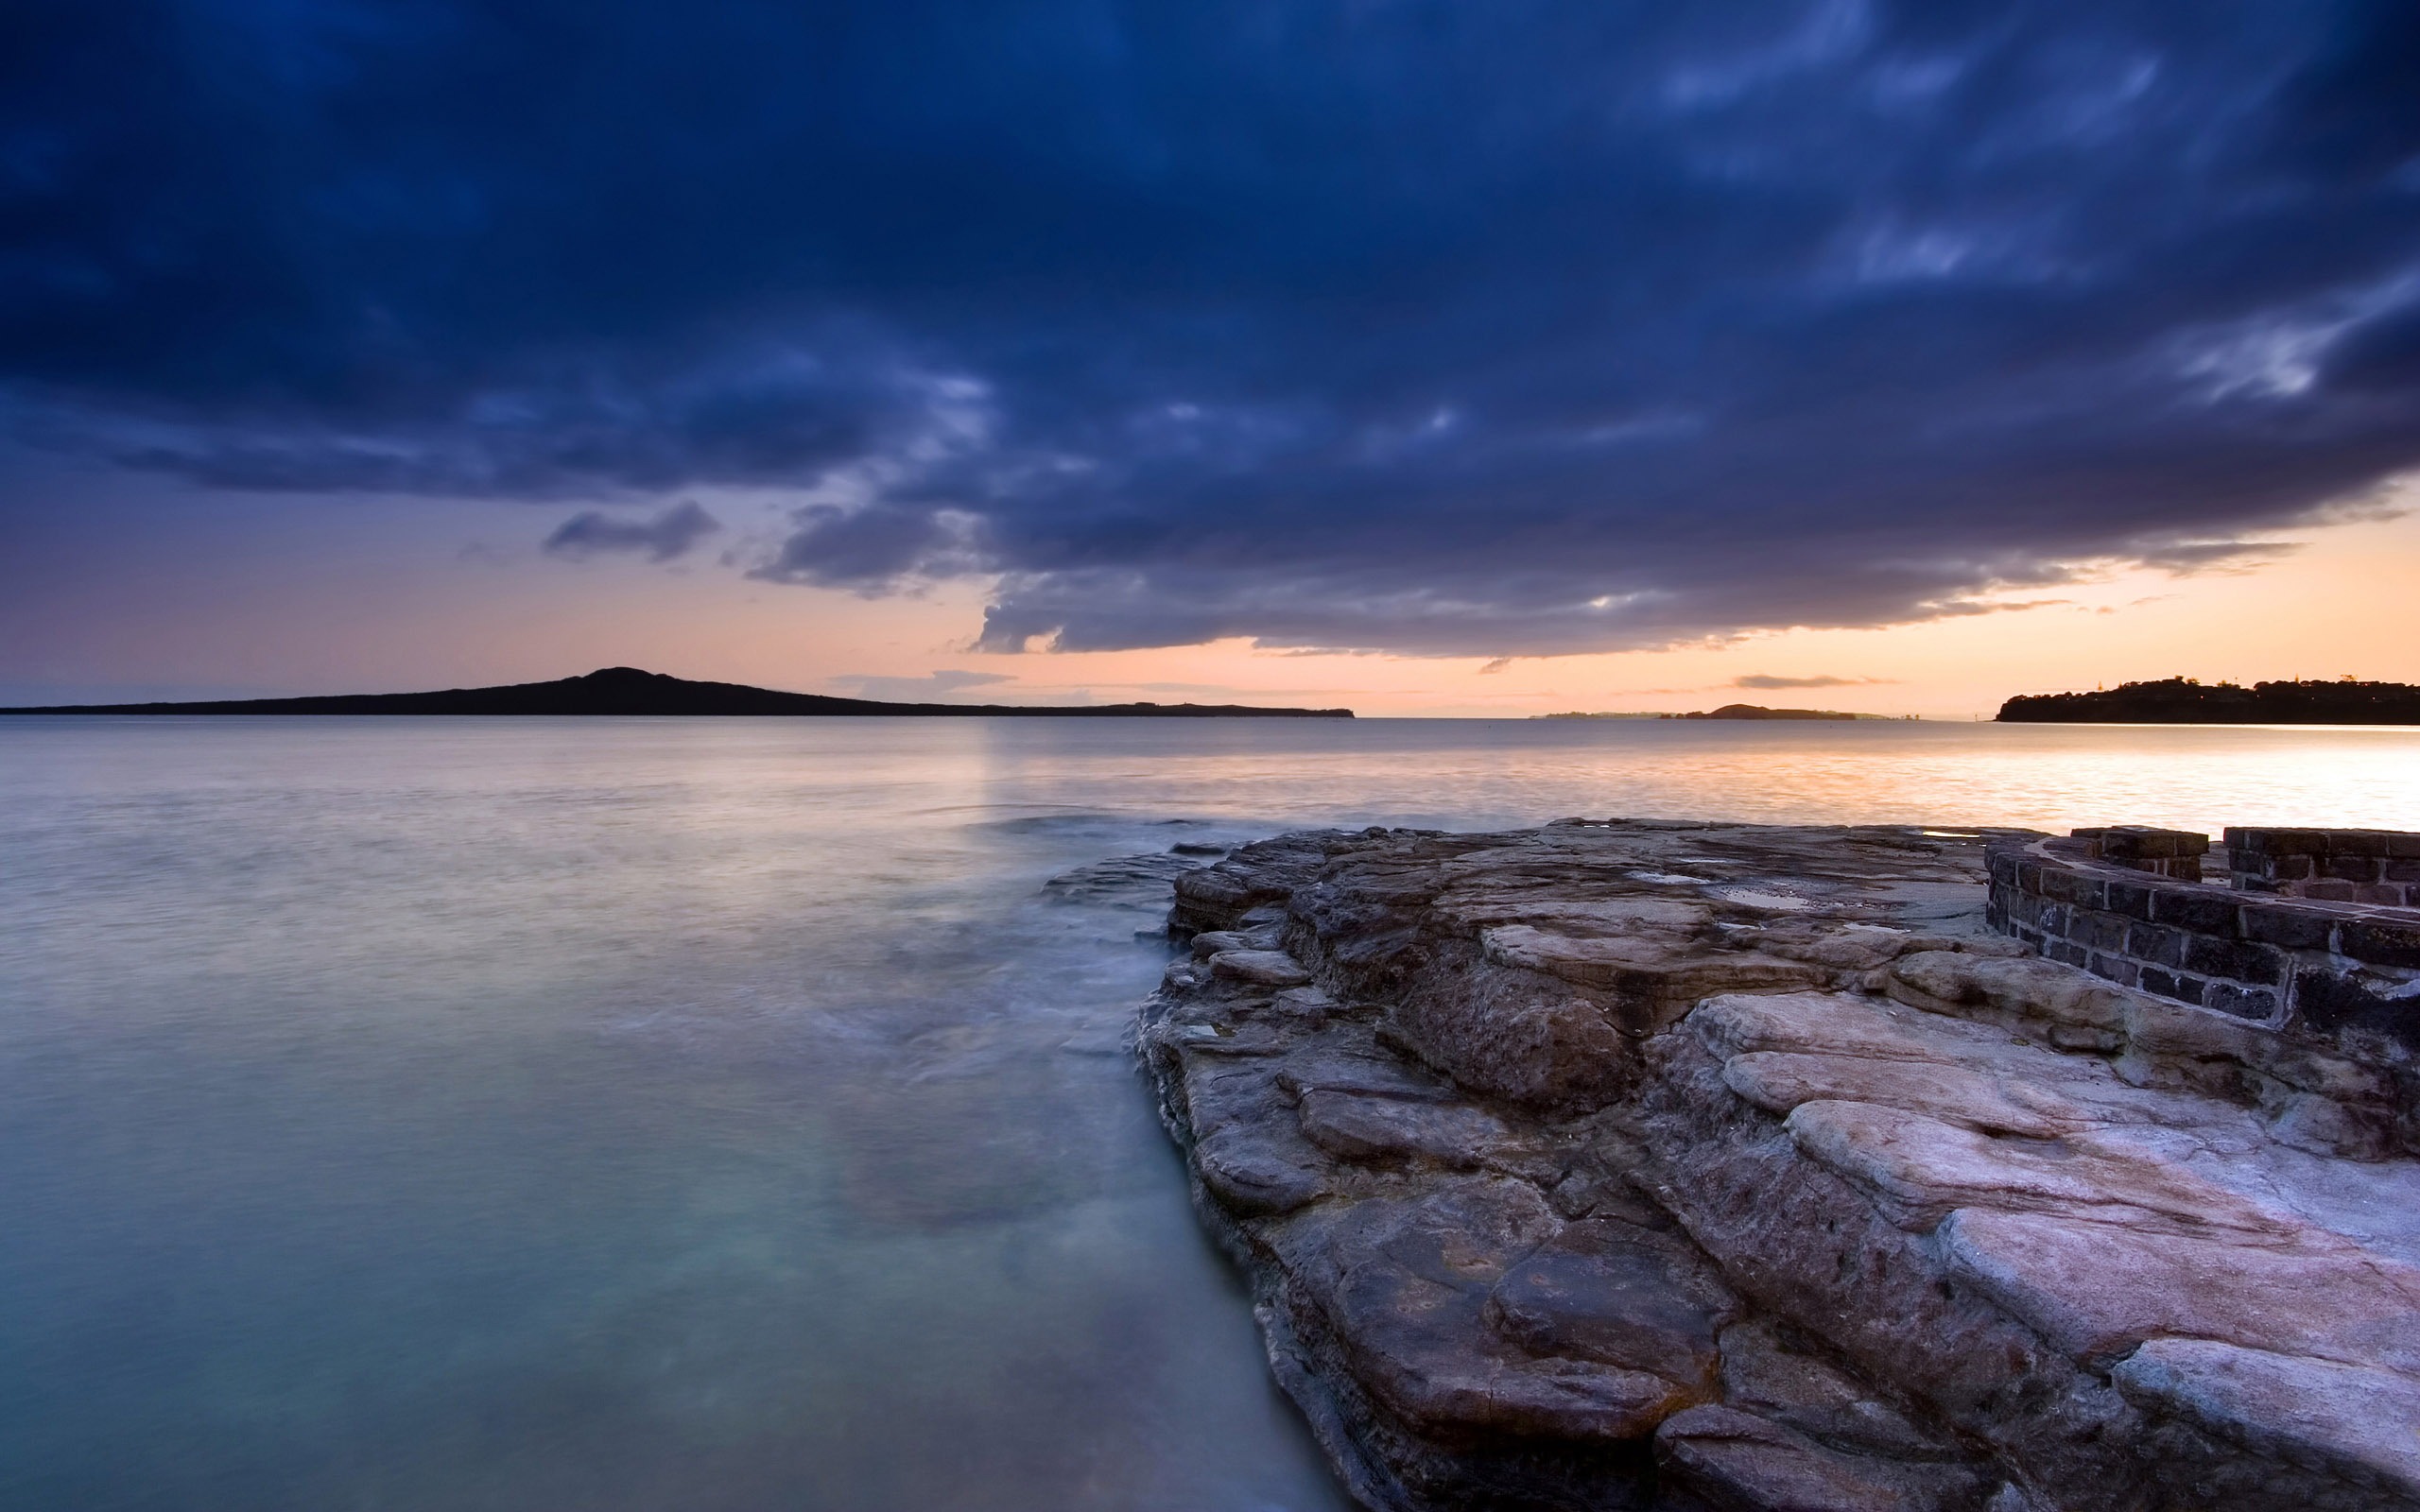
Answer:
[2202,982,2277,1021]
[2047,939,2088,968]
[2071,876,2108,910]
[2093,956,2141,988]
[2326,855,2383,884]
[2329,832,2392,856]
[2240,904,2334,953]
[2240,828,2328,857]
[2384,860,2420,884]
[2293,967,2420,1052]
[2274,855,2315,881]
[2100,827,2207,860]
[2140,967,2181,1000]
[2171,974,2205,1005]
[2151,886,2240,935]
[2303,881,2360,902]
[2389,834,2420,860]
[2040,868,2079,903]
[2016,858,2043,893]
[2339,919,2420,971]
[2037,903,2069,937]
[1989,852,2020,886]
[2104,880,2152,919]
[2184,935,2284,987]
[2070,911,2130,953]
[2126,922,2187,968]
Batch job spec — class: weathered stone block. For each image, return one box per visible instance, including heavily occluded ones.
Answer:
[2325,855,2383,884]
[2240,904,2334,953]
[2125,922,2187,969]
[2089,954,2141,988]
[2339,919,2420,971]
[2183,936,2283,988]
[2103,880,2152,920]
[2151,887,2240,936]
[2138,968,2204,1006]
[2293,967,2420,1052]
[2201,982,2277,1021]
[2070,911,2129,953]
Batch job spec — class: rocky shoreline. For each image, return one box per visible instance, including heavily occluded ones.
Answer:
[1135,820,2420,1511]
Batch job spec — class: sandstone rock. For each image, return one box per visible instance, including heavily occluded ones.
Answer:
[1296,1089,1514,1168]
[1484,1219,1730,1393]
[1655,1405,1987,1512]
[2111,1339,2420,1498]
[1137,820,2420,1512]
[1210,948,1316,987]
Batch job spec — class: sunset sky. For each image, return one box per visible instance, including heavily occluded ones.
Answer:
[5,1,2417,716]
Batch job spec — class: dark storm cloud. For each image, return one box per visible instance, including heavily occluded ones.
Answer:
[4,0,2417,655]
[543,500,719,561]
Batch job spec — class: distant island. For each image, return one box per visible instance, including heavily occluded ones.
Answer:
[0,666,1357,718]
[1997,677,2420,725]
[1536,704,1907,721]
[1531,711,1668,720]
[1665,703,1908,721]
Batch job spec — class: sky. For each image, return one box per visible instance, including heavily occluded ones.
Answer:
[3,0,2418,715]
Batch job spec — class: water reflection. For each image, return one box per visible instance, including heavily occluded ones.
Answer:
[1,716,2415,1509]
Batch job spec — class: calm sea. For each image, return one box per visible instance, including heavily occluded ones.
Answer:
[5,716,2417,1511]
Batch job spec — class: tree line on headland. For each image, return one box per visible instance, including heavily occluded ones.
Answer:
[1996,677,2420,724]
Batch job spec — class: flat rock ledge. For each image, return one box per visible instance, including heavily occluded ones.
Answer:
[1135,820,2420,1512]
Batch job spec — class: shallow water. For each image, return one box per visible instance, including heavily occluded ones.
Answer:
[3,715,2416,1510]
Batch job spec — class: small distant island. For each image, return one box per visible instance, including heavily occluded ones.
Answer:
[1665,703,1910,721]
[1538,704,1907,721]
[0,666,1356,718]
[1997,677,2420,725]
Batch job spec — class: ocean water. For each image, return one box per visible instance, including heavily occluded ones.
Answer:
[4,715,2417,1511]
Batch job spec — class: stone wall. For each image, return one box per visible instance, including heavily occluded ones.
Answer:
[2224,826,2420,907]
[1986,829,2420,1040]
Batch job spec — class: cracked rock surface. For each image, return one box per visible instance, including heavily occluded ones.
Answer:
[1136,820,2420,1512]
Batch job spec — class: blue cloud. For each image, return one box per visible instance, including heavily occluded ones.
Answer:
[544,501,720,562]
[2,0,2416,654]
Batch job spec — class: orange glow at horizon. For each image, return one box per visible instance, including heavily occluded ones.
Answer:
[8,472,2417,718]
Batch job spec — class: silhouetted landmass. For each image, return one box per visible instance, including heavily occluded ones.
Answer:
[0,666,1356,718]
[1662,703,1899,721]
[1997,678,2420,725]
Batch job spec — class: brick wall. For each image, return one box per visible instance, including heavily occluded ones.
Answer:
[1986,831,2420,1045]
[2224,827,2420,907]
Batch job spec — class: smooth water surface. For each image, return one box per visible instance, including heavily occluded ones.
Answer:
[4,716,2417,1510]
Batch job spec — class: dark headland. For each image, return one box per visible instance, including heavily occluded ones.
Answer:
[1998,677,2420,724]
[0,665,1356,718]
[1664,702,1906,721]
